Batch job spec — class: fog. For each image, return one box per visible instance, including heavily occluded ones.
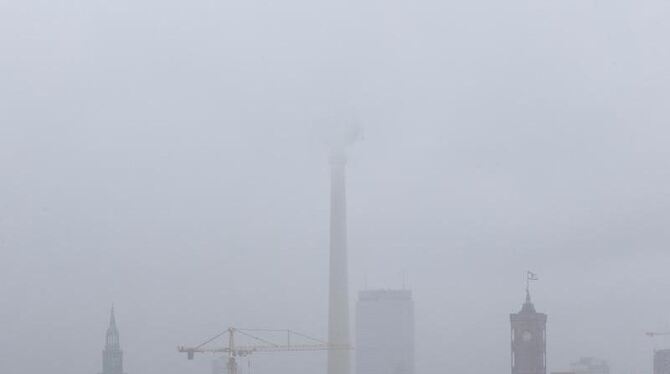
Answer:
[1,0,670,374]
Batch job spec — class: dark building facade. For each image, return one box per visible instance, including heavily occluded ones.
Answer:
[101,307,125,374]
[654,349,670,374]
[511,291,547,374]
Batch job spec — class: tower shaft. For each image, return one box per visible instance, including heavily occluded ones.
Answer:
[328,152,351,374]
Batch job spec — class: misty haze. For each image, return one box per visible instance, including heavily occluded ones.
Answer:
[1,1,670,374]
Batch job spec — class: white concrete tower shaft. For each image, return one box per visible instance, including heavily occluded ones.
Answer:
[328,150,351,374]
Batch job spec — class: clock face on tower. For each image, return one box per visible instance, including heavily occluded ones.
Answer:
[522,330,533,342]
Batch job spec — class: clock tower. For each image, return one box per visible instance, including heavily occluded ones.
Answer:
[510,289,547,374]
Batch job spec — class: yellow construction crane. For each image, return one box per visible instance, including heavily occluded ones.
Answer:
[178,327,343,374]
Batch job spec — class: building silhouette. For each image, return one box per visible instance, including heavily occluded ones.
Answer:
[212,357,226,374]
[571,357,610,374]
[654,350,670,374]
[356,289,414,374]
[511,290,547,374]
[101,307,125,374]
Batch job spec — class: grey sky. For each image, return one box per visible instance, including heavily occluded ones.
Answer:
[1,0,670,374]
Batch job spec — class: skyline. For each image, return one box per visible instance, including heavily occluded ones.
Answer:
[3,129,669,374]
[92,275,666,374]
[3,127,670,374]
[2,0,670,373]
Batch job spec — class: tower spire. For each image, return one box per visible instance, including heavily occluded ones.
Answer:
[109,305,117,329]
[102,306,124,374]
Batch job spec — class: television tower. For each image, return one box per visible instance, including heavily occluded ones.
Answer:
[327,124,359,374]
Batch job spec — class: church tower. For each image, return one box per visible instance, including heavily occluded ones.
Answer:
[101,307,125,374]
[510,287,547,374]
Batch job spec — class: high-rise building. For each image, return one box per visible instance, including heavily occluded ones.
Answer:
[511,290,547,374]
[356,289,414,374]
[571,357,610,374]
[654,350,670,374]
[100,307,125,374]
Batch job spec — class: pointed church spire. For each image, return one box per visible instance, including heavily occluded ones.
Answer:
[102,306,124,374]
[109,305,116,329]
[106,305,120,348]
